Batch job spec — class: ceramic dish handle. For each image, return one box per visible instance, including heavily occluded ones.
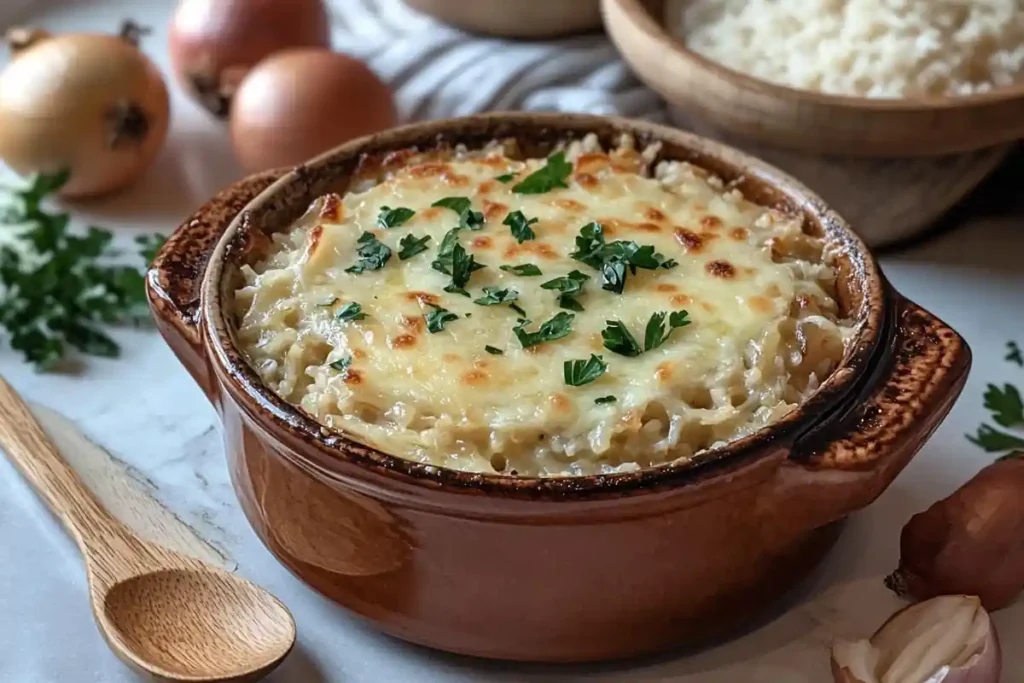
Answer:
[146,171,284,400]
[771,294,971,530]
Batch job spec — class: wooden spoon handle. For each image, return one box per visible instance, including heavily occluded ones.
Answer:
[0,376,123,552]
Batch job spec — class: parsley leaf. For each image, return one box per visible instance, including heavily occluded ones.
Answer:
[512,152,572,195]
[644,310,692,351]
[513,312,574,349]
[595,395,617,405]
[0,171,164,370]
[569,222,676,294]
[424,304,459,333]
[432,197,484,230]
[484,345,503,355]
[345,232,392,274]
[503,210,538,243]
[967,424,1024,452]
[336,302,366,322]
[495,173,516,183]
[601,320,642,357]
[398,233,431,260]
[330,355,352,374]
[1007,341,1023,366]
[983,383,1024,428]
[500,263,542,276]
[541,270,589,312]
[509,302,527,316]
[473,286,519,306]
[377,206,415,229]
[431,229,485,296]
[564,354,607,386]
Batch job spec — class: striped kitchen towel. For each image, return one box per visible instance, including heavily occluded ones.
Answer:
[327,0,668,122]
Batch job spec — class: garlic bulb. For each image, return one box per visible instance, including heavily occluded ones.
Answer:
[831,595,1001,683]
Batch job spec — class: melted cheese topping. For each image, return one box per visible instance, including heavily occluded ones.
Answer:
[233,135,854,476]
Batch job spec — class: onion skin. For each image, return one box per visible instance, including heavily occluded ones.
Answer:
[169,0,331,118]
[229,49,397,173]
[0,32,169,199]
[887,455,1024,611]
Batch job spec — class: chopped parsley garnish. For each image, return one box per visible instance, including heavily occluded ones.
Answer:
[967,345,1024,454]
[377,206,415,229]
[0,170,165,370]
[602,311,691,357]
[500,263,543,276]
[330,355,352,374]
[398,233,431,260]
[569,222,676,294]
[503,210,538,243]
[424,304,459,333]
[513,152,572,195]
[344,232,392,274]
[513,311,574,349]
[644,311,691,351]
[509,302,527,317]
[540,270,590,312]
[495,173,516,183]
[595,395,617,405]
[601,320,642,357]
[564,354,607,387]
[432,196,484,230]
[484,345,504,355]
[1007,341,1023,366]
[431,228,484,296]
[473,286,519,306]
[336,302,366,322]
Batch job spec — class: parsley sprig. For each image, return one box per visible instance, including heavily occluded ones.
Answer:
[345,232,392,274]
[513,152,572,195]
[564,354,607,386]
[1006,341,1022,366]
[513,312,574,349]
[377,206,415,229]
[540,270,589,312]
[432,197,484,230]
[424,304,459,333]
[569,222,676,294]
[968,342,1024,456]
[336,302,366,322]
[500,263,542,276]
[398,233,431,260]
[503,211,537,243]
[602,311,691,357]
[473,286,519,307]
[0,171,165,370]
[431,228,485,296]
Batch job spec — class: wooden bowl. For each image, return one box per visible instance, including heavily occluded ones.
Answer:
[404,0,602,38]
[603,0,1024,157]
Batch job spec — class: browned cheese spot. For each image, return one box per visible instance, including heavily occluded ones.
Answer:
[504,242,559,260]
[701,301,716,313]
[318,193,343,222]
[766,283,782,297]
[655,283,679,293]
[636,222,661,234]
[307,225,324,255]
[655,361,674,383]
[477,180,496,194]
[671,294,693,306]
[353,348,368,360]
[644,206,667,222]
[442,171,470,187]
[471,235,493,249]
[674,227,704,252]
[392,334,418,349]
[574,173,598,190]
[482,200,507,222]
[700,215,723,231]
[574,153,610,175]
[748,296,773,314]
[404,291,440,306]
[730,226,749,241]
[552,198,586,213]
[401,315,425,332]
[442,353,461,363]
[462,369,488,385]
[705,260,736,279]
[549,393,572,413]
[344,369,364,385]
[409,163,449,178]
[419,206,442,222]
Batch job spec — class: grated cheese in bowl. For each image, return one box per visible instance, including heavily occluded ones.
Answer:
[666,0,1024,98]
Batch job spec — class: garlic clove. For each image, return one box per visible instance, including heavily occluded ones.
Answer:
[831,595,1001,683]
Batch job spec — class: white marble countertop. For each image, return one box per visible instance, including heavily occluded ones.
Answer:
[1,1,1023,681]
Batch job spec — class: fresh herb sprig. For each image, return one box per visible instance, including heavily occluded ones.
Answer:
[513,312,574,349]
[564,354,607,386]
[602,311,691,358]
[431,228,484,296]
[504,211,537,243]
[968,342,1024,455]
[424,304,459,333]
[0,171,165,370]
[377,206,415,229]
[512,152,572,195]
[345,232,392,274]
[541,270,589,312]
[432,197,484,230]
[500,263,542,276]
[570,222,676,294]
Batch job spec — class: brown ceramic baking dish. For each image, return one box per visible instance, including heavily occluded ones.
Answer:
[147,112,970,663]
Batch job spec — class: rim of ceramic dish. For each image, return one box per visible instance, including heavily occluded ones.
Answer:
[202,112,887,497]
[620,0,1024,111]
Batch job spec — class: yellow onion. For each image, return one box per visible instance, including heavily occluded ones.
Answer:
[831,595,1001,683]
[0,23,170,199]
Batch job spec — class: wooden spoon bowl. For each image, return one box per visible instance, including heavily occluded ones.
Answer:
[0,376,296,682]
[603,0,1024,157]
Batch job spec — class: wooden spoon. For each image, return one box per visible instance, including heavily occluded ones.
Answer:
[0,376,295,682]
